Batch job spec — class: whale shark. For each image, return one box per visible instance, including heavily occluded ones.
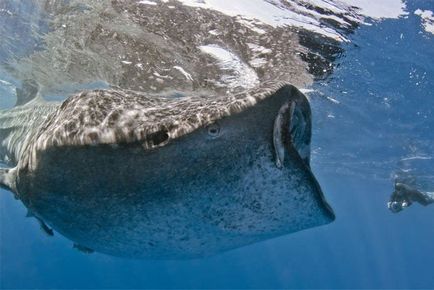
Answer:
[0,0,354,258]
[0,81,334,258]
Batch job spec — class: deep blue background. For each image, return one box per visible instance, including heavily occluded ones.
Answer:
[1,1,434,288]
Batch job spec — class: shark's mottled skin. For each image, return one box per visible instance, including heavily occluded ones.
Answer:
[0,83,334,258]
[0,81,58,166]
[0,0,346,258]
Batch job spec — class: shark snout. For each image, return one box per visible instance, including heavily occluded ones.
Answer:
[269,85,335,222]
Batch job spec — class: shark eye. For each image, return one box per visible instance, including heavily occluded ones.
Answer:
[207,123,221,138]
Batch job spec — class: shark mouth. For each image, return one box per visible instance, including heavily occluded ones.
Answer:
[273,90,312,169]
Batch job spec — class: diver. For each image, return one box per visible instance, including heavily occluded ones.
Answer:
[388,182,434,213]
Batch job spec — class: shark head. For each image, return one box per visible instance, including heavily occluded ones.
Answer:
[4,84,334,258]
[0,0,369,260]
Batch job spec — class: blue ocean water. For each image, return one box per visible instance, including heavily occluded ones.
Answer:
[1,1,434,289]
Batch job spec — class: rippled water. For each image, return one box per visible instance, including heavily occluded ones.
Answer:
[1,0,433,288]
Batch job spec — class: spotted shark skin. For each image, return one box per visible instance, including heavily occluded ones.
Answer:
[0,0,357,258]
[1,84,334,258]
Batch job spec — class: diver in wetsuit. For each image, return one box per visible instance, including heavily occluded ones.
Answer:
[388,182,434,213]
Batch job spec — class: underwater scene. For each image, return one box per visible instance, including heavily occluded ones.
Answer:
[0,0,433,288]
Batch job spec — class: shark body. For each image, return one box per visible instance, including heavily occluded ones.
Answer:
[0,84,334,258]
[0,0,353,258]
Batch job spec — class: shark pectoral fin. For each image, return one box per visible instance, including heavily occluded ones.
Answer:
[35,217,54,237]
[73,243,94,254]
[0,167,17,193]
